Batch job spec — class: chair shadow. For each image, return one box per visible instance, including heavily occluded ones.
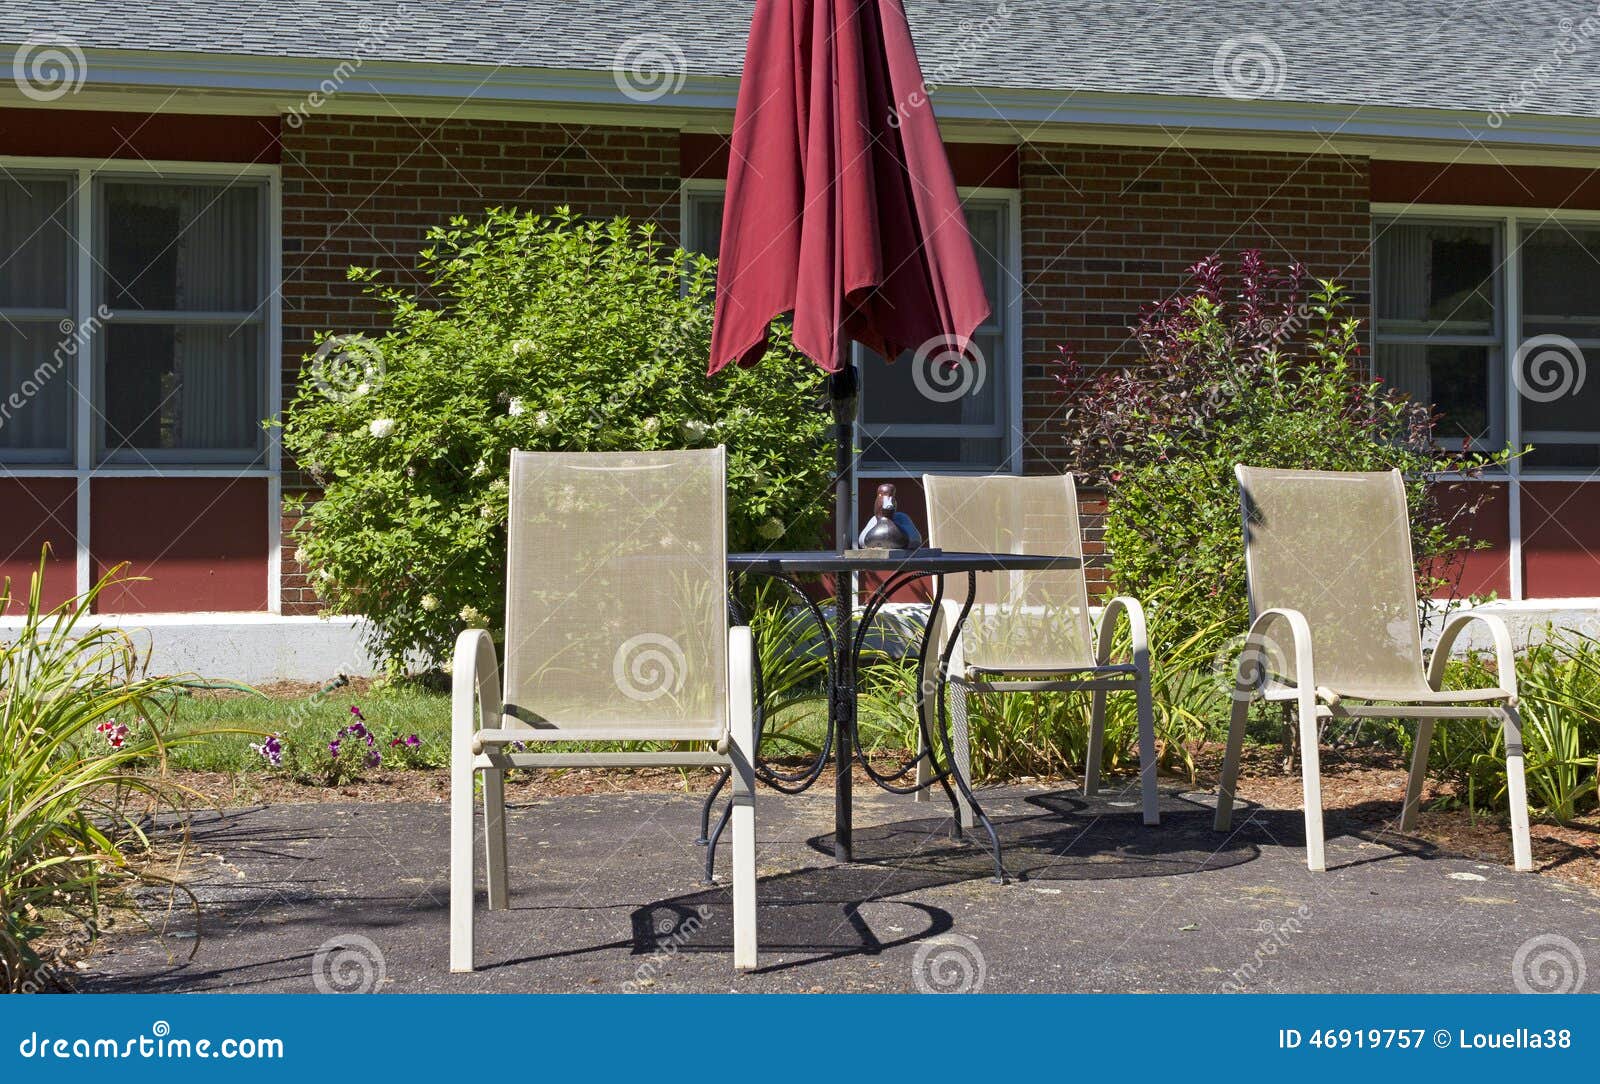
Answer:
[626,788,1266,974]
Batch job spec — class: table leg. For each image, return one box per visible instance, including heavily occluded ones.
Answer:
[833,568,853,861]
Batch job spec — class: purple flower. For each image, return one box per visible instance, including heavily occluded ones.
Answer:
[364,750,381,768]
[329,739,341,758]
[405,734,421,748]
[250,734,283,767]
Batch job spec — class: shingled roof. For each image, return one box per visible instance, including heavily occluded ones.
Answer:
[1,0,1597,121]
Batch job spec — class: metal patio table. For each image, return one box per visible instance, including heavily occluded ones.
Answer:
[703,549,1082,885]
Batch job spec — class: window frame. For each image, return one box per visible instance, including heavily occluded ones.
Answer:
[92,170,272,467]
[1373,202,1600,481]
[0,168,78,465]
[1371,213,1507,452]
[0,155,282,609]
[678,178,1024,476]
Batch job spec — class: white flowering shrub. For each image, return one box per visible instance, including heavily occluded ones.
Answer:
[280,208,830,670]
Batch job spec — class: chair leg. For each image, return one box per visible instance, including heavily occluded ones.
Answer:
[1134,666,1159,827]
[482,768,510,911]
[1400,717,1435,831]
[1297,701,1327,872]
[950,681,975,830]
[914,707,933,802]
[449,733,476,973]
[1213,691,1250,832]
[728,627,758,970]
[1084,688,1107,798]
[1500,705,1535,872]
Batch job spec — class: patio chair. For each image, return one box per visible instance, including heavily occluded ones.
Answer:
[1215,466,1532,873]
[450,448,757,971]
[915,473,1159,827]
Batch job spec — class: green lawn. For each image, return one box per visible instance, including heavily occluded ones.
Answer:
[164,682,452,773]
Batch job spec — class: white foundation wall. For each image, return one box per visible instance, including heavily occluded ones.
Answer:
[0,613,382,685]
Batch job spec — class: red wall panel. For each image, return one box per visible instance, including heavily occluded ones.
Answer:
[90,477,269,613]
[0,478,75,613]
[1431,481,1512,600]
[0,107,280,163]
[1372,160,1600,211]
[1522,482,1600,598]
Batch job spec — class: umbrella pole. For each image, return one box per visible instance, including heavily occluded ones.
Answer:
[828,360,859,862]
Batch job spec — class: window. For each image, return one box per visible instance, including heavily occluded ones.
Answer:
[1374,220,1503,449]
[0,173,75,463]
[0,169,269,466]
[1376,213,1600,471]
[1518,223,1600,468]
[682,185,1016,472]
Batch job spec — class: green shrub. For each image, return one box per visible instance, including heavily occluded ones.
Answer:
[1432,632,1600,822]
[280,208,831,671]
[1059,254,1510,657]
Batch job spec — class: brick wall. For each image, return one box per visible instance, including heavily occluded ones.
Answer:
[277,114,683,611]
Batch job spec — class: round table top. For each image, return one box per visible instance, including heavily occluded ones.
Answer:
[727,549,1082,574]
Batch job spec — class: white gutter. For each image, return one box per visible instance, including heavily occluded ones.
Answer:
[42,46,1600,153]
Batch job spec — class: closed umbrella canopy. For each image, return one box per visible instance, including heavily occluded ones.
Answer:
[707,0,991,376]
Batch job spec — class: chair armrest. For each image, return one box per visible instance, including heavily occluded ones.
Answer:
[1095,595,1148,668]
[726,625,754,757]
[927,598,969,679]
[1241,608,1315,698]
[1427,611,1518,702]
[453,628,503,753]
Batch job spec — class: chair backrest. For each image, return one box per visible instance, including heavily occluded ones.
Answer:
[1235,466,1427,695]
[502,448,728,741]
[922,473,1094,670]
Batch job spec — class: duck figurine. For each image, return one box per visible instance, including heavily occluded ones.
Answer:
[857,483,923,550]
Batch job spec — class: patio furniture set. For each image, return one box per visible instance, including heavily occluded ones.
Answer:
[447,450,1532,973]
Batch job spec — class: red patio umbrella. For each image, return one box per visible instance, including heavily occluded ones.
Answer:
[708,0,992,551]
[708,0,993,864]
